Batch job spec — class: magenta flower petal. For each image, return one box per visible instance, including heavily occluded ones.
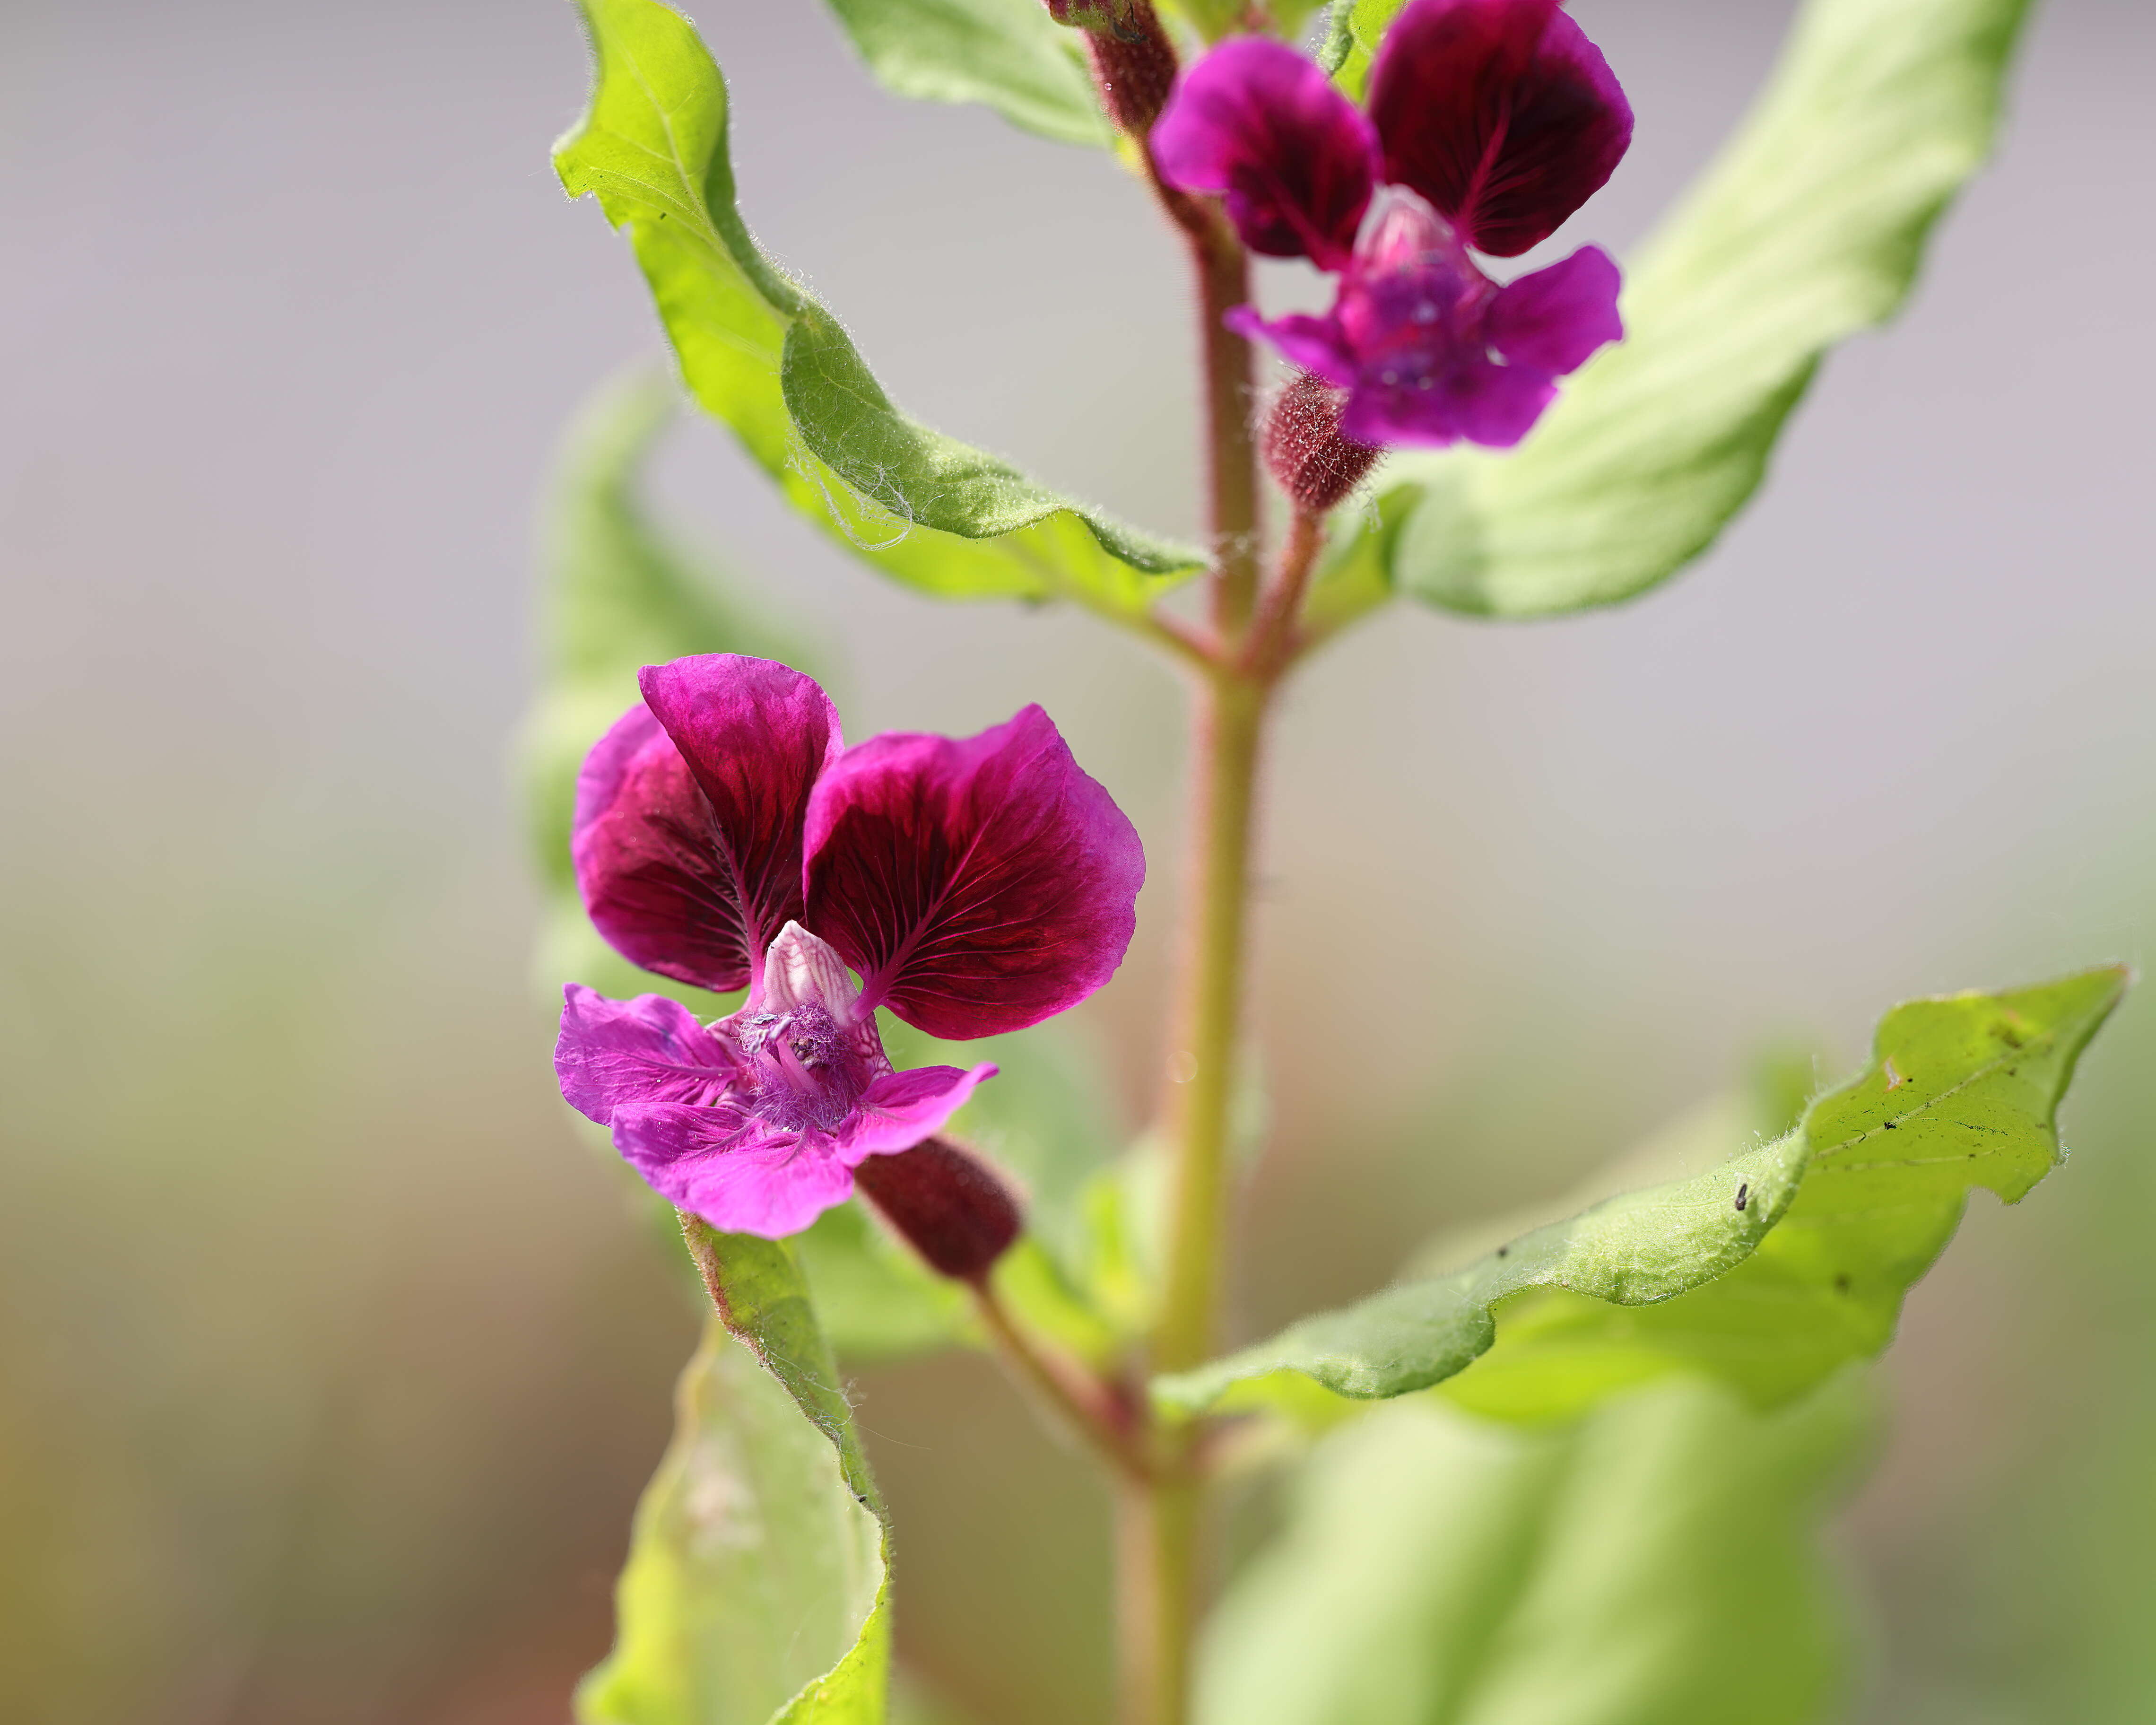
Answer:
[1485,244,1623,374]
[579,654,843,995]
[555,984,741,1123]
[1367,0,1632,258]
[836,1063,1000,1162]
[1335,352,1551,449]
[803,705,1144,1040]
[612,1101,857,1238]
[1152,38,1381,268]
[1226,304,1357,387]
[572,705,762,992]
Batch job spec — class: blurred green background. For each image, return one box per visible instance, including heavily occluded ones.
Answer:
[3,1,2152,1721]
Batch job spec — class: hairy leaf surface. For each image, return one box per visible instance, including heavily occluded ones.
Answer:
[1196,1379,1864,1725]
[1319,0,2033,621]
[1155,968,2125,1420]
[555,0,1199,613]
[580,1224,891,1725]
[821,0,1109,148]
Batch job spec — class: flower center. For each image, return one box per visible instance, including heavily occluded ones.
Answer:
[730,1002,872,1135]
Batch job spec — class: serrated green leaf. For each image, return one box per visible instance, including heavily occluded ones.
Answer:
[554,0,1200,614]
[1196,1377,1866,1725]
[1155,967,2126,1420]
[579,1224,891,1725]
[820,0,1110,148]
[1334,0,2033,619]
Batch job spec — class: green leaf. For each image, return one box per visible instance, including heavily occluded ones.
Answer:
[554,0,1200,615]
[1155,967,2126,1420]
[820,0,1111,148]
[1195,1377,1867,1725]
[1335,0,2034,618]
[580,1224,891,1725]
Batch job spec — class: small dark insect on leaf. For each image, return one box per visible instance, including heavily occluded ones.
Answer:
[1734,1183,1749,1212]
[1495,1246,1509,1258]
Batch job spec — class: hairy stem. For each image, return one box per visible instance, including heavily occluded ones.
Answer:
[1245,509,1326,678]
[1144,151,1261,640]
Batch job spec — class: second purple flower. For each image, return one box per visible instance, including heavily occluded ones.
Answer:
[1151,0,1632,451]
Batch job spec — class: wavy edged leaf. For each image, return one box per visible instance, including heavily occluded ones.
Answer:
[1195,1377,1867,1725]
[580,1222,891,1725]
[554,0,1199,614]
[1156,967,2126,1421]
[1323,0,2033,620]
[820,0,1110,148]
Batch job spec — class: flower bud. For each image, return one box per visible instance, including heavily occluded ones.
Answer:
[1261,371,1382,513]
[1047,0,1178,136]
[852,1137,1023,1282]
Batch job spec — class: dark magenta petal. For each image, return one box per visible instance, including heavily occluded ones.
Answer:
[574,655,841,994]
[803,706,1144,1040]
[1152,38,1381,268]
[638,654,843,991]
[572,705,765,992]
[835,1063,1000,1161]
[555,984,741,1123]
[612,1101,857,1237]
[1486,244,1623,375]
[1368,0,1632,257]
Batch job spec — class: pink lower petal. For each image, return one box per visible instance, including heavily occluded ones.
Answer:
[836,1063,1000,1164]
[556,984,741,1122]
[612,1101,857,1238]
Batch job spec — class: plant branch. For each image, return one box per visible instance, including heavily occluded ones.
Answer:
[969,1278,1154,1485]
[1242,508,1325,679]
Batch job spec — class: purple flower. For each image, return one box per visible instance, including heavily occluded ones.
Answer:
[1151,0,1631,450]
[556,654,1145,1239]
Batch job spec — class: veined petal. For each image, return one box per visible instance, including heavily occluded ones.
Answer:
[627,655,842,994]
[836,1063,1000,1163]
[1152,38,1380,268]
[1368,0,1632,258]
[555,984,741,1123]
[612,1101,857,1238]
[572,705,763,993]
[803,706,1144,1040]
[1486,244,1623,375]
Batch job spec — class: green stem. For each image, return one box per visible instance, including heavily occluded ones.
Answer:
[1117,1473,1201,1725]
[1154,667,1267,1376]
[1106,154,1277,1725]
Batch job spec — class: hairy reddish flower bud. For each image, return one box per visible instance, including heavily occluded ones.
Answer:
[852,1137,1023,1281]
[1262,372,1382,512]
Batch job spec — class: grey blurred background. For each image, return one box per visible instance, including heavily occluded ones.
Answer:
[3,0,2152,1721]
